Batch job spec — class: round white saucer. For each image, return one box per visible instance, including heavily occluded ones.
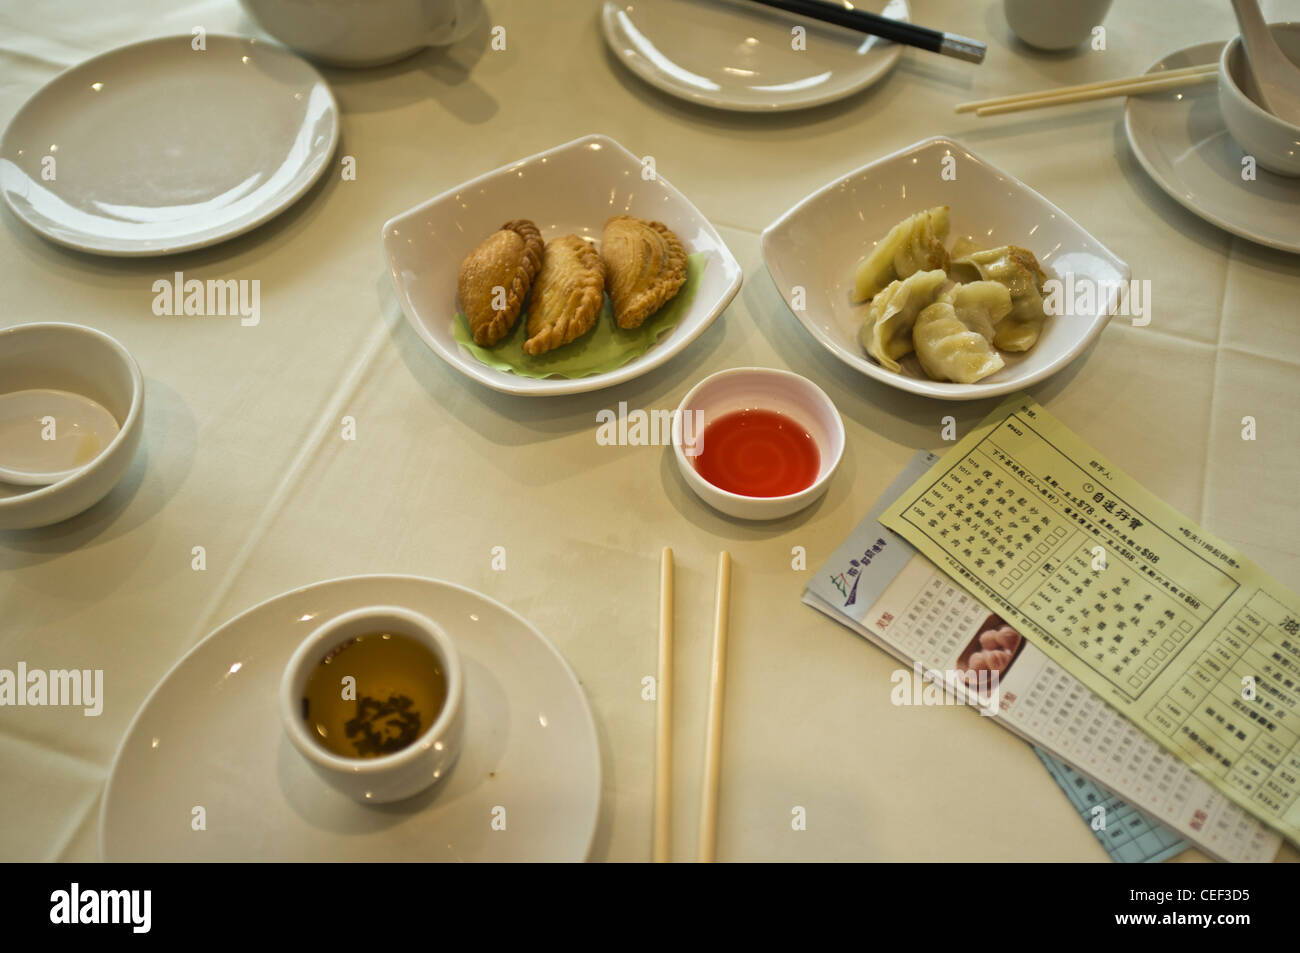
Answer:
[1125,41,1300,254]
[101,575,601,861]
[0,34,339,257]
[600,0,909,112]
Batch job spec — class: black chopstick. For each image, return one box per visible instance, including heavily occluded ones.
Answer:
[743,0,986,64]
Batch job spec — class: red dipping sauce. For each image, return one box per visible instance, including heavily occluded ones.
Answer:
[692,409,820,498]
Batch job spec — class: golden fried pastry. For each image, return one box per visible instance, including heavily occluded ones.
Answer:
[523,235,606,356]
[457,219,543,347]
[600,215,687,329]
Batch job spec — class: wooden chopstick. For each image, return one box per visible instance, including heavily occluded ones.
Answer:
[744,0,985,64]
[956,64,1218,116]
[698,550,732,863]
[976,71,1217,115]
[653,547,674,863]
[955,63,1217,113]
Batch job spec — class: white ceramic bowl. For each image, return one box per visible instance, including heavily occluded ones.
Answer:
[238,0,479,68]
[1003,0,1113,51]
[1219,23,1300,178]
[0,323,144,530]
[761,136,1130,401]
[279,605,465,804]
[673,367,844,521]
[382,134,743,396]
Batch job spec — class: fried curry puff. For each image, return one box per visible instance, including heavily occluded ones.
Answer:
[457,219,544,347]
[523,234,606,356]
[600,215,687,330]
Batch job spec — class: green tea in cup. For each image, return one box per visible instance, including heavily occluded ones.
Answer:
[301,632,449,759]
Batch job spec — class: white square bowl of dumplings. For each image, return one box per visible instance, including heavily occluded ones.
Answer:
[761,136,1130,400]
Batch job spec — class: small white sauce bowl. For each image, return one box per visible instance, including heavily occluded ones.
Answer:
[673,367,845,521]
[1219,22,1300,178]
[279,605,465,804]
[0,323,145,530]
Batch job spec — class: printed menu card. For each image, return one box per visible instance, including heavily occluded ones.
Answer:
[879,395,1300,845]
[805,452,1278,863]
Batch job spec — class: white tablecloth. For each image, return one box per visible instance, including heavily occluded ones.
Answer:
[2,0,1298,862]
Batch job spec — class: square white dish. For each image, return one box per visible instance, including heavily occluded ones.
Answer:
[761,136,1131,400]
[382,134,743,397]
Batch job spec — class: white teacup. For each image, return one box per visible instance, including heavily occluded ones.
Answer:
[279,605,465,804]
[239,0,480,67]
[1003,0,1113,52]
[1219,23,1300,177]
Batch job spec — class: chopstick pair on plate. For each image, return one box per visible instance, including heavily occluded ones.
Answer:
[654,548,732,863]
[955,63,1218,116]
[742,0,986,64]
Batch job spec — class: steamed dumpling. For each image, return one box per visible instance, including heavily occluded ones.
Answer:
[939,280,1013,342]
[913,302,1005,384]
[859,269,948,372]
[852,207,951,303]
[950,244,1044,298]
[994,292,1049,352]
[950,245,1048,352]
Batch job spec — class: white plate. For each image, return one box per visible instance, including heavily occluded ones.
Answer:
[761,136,1130,401]
[383,134,743,397]
[101,575,601,861]
[0,34,339,257]
[600,0,909,112]
[1124,40,1300,255]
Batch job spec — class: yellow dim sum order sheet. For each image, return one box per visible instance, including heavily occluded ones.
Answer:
[880,395,1300,844]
